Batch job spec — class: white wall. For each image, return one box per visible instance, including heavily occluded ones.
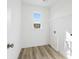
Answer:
[7,0,21,59]
[21,3,49,48]
[49,0,72,56]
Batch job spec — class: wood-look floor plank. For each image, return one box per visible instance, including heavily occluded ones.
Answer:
[43,45,56,59]
[35,47,43,59]
[29,48,33,59]
[23,49,27,59]
[18,45,67,59]
[32,47,37,59]
[43,46,56,59]
[18,48,24,59]
[38,46,49,59]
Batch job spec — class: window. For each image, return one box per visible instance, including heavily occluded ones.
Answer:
[32,12,41,21]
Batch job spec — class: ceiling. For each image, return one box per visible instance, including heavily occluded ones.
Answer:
[22,0,56,7]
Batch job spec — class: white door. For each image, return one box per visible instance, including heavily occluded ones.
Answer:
[64,32,72,59]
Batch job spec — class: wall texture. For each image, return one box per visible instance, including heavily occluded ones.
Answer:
[49,0,72,56]
[21,3,49,48]
[7,0,21,59]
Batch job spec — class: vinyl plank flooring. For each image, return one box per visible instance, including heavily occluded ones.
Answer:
[18,45,67,59]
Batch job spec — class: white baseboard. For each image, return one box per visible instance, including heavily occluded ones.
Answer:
[21,42,48,48]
